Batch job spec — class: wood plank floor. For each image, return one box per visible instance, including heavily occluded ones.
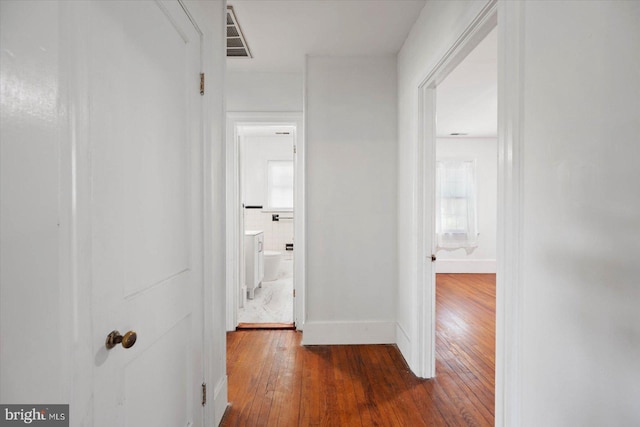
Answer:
[221,273,495,427]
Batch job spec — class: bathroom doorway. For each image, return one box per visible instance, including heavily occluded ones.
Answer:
[239,124,295,327]
[225,113,305,331]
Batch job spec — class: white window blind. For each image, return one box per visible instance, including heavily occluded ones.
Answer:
[267,160,294,210]
[435,159,478,254]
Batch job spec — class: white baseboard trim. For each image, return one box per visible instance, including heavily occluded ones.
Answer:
[435,259,496,273]
[395,322,412,367]
[302,321,395,345]
[213,375,228,427]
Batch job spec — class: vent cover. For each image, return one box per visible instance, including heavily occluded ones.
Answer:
[227,6,251,58]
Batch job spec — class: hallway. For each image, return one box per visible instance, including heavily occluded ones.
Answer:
[222,274,495,426]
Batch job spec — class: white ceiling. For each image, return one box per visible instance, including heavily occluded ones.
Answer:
[226,0,426,73]
[227,1,496,139]
[436,28,498,138]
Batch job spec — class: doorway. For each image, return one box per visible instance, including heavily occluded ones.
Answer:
[434,27,498,277]
[433,26,497,418]
[413,1,525,424]
[225,112,305,331]
[414,10,498,381]
[238,124,295,327]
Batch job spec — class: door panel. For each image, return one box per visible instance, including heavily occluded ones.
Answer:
[88,1,203,426]
[125,318,190,427]
[120,9,190,295]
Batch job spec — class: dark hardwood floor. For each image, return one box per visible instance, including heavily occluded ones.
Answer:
[221,273,495,426]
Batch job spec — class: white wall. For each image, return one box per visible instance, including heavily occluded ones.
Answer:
[398,0,640,425]
[436,137,497,273]
[241,134,294,206]
[518,2,640,426]
[304,56,397,344]
[0,0,67,404]
[226,71,303,112]
[396,0,488,376]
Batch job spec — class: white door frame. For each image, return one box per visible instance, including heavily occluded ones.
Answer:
[225,112,305,331]
[414,0,524,425]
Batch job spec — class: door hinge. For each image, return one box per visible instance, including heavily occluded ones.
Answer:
[293,145,297,154]
[293,289,296,298]
[201,382,207,406]
[200,73,205,96]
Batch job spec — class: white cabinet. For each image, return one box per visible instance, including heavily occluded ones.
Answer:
[244,231,264,299]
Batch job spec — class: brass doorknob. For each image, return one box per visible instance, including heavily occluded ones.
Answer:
[105,330,137,349]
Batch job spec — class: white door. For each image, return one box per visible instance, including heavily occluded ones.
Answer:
[88,2,204,426]
[421,86,438,378]
[239,135,246,309]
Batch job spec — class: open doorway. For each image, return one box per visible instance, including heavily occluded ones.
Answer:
[432,26,497,410]
[413,3,524,420]
[238,124,295,327]
[225,113,305,331]
[434,28,497,277]
[412,2,498,380]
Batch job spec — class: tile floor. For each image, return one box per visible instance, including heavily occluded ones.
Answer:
[238,259,294,324]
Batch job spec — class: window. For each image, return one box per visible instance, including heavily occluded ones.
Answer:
[435,159,478,254]
[267,160,294,210]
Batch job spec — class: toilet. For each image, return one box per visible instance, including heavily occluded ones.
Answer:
[263,251,282,281]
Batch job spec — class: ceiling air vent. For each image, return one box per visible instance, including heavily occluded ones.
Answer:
[227,6,251,58]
